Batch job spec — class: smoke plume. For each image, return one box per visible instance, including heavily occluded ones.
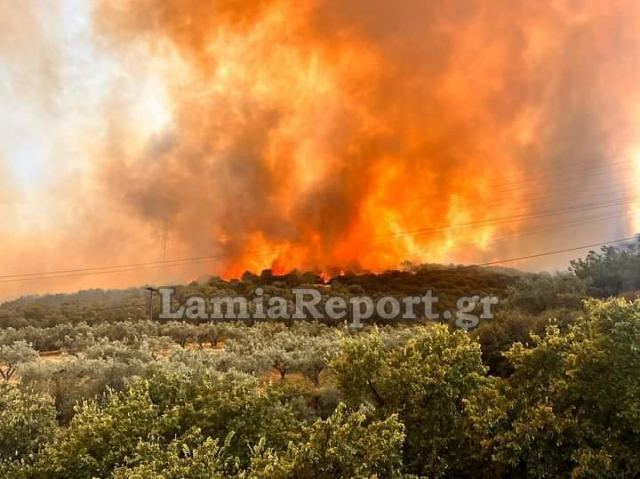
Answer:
[2,0,640,297]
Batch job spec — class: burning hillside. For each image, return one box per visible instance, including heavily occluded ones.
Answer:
[1,0,640,296]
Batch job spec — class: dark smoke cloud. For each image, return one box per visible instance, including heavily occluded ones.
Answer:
[86,0,640,276]
[3,0,640,297]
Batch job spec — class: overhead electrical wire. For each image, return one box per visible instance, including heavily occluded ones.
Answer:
[3,152,640,285]
[1,196,638,283]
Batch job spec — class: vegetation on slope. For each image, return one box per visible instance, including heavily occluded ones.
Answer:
[1,243,640,477]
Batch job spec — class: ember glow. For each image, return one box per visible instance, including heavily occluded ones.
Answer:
[2,0,640,296]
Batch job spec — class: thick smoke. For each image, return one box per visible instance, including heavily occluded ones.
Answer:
[92,0,640,273]
[2,0,640,296]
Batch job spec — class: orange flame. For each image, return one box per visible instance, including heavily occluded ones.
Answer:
[94,0,536,278]
[2,0,640,298]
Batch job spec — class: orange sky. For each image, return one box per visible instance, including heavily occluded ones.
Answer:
[1,0,640,298]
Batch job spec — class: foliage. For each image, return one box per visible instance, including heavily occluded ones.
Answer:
[492,299,640,477]
[5,257,640,477]
[0,384,56,466]
[332,325,493,477]
[111,430,228,479]
[0,341,38,382]
[570,241,640,297]
[505,273,587,314]
[247,403,405,479]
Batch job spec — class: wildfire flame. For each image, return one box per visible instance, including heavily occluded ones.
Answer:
[2,0,640,296]
[95,0,534,276]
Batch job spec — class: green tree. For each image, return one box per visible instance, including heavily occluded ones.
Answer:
[505,272,587,315]
[493,299,640,477]
[247,403,405,479]
[332,325,493,477]
[474,308,578,376]
[297,334,338,386]
[40,381,161,479]
[0,341,38,382]
[0,384,56,465]
[111,430,228,479]
[570,242,640,297]
[144,370,305,464]
[159,322,198,347]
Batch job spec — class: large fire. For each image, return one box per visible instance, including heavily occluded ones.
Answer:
[1,0,640,296]
[93,0,539,275]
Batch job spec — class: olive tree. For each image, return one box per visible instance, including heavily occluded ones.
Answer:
[0,341,38,382]
[332,325,494,477]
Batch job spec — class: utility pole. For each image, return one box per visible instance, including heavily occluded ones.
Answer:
[145,286,159,321]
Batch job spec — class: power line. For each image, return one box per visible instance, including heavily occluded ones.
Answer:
[484,210,629,243]
[482,154,634,195]
[2,168,640,284]
[6,234,637,287]
[475,236,639,267]
[2,194,639,281]
[403,155,639,208]
[0,201,636,283]
[363,195,640,243]
[0,248,282,283]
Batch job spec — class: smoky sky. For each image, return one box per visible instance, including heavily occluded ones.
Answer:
[1,0,640,297]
